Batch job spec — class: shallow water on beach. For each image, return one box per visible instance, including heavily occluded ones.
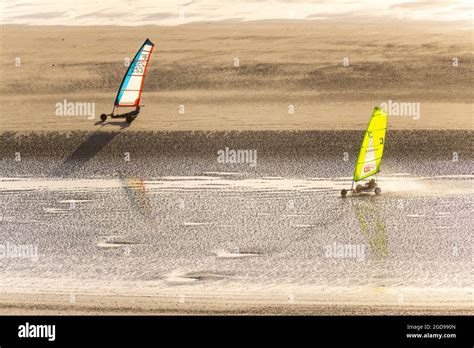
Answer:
[0,174,472,301]
[0,131,472,304]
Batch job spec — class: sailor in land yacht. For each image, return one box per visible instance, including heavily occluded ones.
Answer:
[355,178,377,193]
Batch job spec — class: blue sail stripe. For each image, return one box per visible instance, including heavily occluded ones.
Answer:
[116,46,145,105]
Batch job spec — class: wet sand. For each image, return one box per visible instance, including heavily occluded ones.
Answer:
[0,130,472,178]
[0,131,472,315]
[0,169,472,315]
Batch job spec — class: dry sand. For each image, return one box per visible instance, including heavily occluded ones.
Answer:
[0,21,472,132]
[0,293,471,315]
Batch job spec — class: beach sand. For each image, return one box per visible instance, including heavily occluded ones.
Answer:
[0,21,472,315]
[0,21,472,132]
[1,131,472,315]
[0,292,471,315]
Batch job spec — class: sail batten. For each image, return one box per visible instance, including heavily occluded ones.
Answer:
[114,38,155,108]
[353,107,387,182]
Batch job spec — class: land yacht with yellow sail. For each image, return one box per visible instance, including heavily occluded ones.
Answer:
[341,107,387,197]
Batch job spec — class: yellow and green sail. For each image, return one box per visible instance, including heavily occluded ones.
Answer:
[353,107,387,182]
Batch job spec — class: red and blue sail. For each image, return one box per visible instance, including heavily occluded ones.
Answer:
[114,38,155,107]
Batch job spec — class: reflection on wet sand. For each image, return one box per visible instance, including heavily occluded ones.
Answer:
[121,177,151,217]
[354,201,389,259]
